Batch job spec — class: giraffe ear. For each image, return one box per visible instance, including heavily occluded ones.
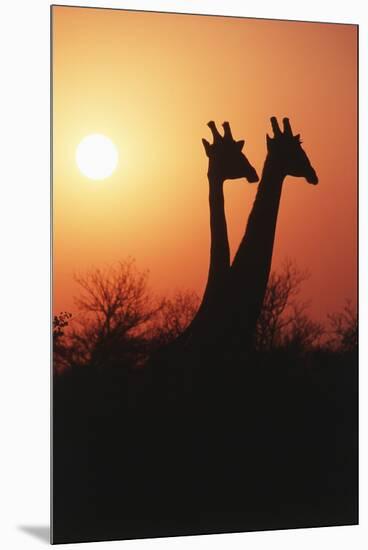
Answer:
[236,140,245,151]
[202,138,211,156]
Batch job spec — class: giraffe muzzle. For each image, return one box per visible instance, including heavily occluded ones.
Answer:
[307,169,318,185]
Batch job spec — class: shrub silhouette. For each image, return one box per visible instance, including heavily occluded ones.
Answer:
[69,259,159,368]
[328,300,357,353]
[54,261,202,370]
[53,257,355,371]
[150,290,200,346]
[53,311,72,373]
[255,259,323,354]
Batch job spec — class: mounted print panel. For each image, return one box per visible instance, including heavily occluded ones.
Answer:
[52,5,358,544]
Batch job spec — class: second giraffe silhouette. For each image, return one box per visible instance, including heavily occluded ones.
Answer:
[219,116,318,354]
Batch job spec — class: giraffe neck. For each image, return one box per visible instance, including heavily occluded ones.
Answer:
[233,154,285,273]
[249,154,285,243]
[208,176,230,279]
[174,174,230,348]
[225,154,286,349]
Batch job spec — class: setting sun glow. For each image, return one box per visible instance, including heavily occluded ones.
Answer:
[76,134,118,180]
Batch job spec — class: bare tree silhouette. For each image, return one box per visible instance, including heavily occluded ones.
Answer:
[53,311,72,373]
[328,301,357,352]
[70,259,160,368]
[255,259,323,353]
[151,290,200,346]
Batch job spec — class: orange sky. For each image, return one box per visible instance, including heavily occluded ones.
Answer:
[52,6,357,322]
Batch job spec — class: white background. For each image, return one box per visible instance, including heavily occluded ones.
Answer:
[0,0,366,548]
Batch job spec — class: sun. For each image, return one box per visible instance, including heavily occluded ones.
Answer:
[76,134,119,180]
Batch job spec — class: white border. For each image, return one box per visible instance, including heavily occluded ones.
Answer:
[0,1,365,549]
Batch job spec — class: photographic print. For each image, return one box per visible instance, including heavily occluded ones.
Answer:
[52,5,358,544]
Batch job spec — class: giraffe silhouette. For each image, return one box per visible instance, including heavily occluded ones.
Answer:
[220,116,318,353]
[177,120,258,347]
[157,117,317,366]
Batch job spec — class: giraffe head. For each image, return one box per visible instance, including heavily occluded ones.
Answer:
[202,121,259,183]
[266,117,318,185]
